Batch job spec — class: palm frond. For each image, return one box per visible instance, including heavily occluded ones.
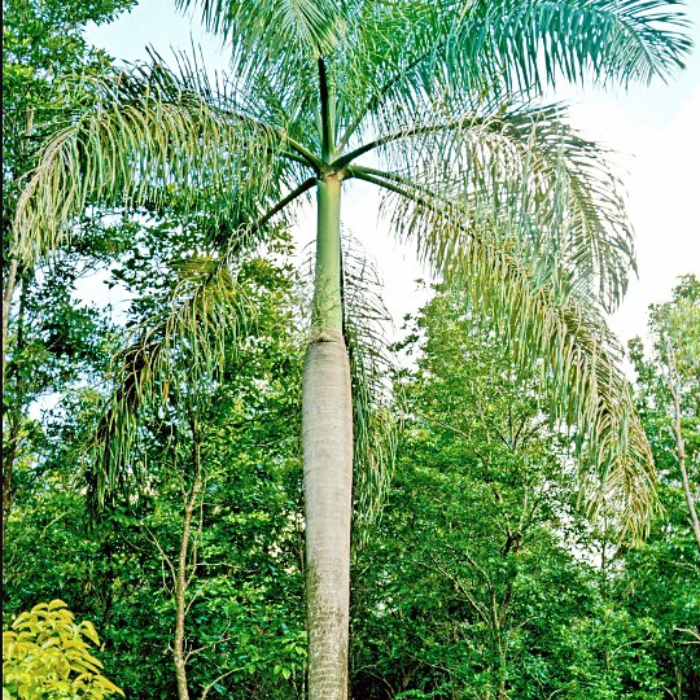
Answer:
[88,171,315,510]
[360,174,654,538]
[337,0,690,147]
[340,236,401,551]
[14,57,301,267]
[451,0,692,91]
[90,254,254,509]
[345,100,635,313]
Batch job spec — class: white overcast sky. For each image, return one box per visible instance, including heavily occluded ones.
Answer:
[85,0,700,346]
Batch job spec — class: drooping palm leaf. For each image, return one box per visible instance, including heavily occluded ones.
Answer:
[365,177,654,536]
[90,254,254,508]
[13,57,309,267]
[89,173,316,509]
[344,99,636,313]
[341,237,401,550]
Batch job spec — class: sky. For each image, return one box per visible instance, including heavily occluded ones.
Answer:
[84,0,700,347]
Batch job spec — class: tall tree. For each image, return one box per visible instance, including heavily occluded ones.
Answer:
[623,276,700,699]
[10,1,691,696]
[352,285,688,699]
[630,275,700,552]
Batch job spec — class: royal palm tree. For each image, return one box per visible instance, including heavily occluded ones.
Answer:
[9,1,691,697]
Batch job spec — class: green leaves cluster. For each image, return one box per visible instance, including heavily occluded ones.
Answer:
[4,271,699,698]
[351,280,700,699]
[2,600,123,700]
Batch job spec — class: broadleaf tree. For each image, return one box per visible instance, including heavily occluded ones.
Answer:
[9,1,692,696]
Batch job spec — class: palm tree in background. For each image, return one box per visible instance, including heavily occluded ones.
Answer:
[8,1,691,697]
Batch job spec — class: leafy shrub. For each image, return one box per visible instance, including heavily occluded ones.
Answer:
[3,600,123,700]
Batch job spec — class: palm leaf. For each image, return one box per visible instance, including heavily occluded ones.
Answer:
[176,0,348,71]
[90,253,254,509]
[345,99,635,313]
[360,174,654,537]
[88,172,316,509]
[336,0,690,148]
[451,0,692,90]
[13,57,300,267]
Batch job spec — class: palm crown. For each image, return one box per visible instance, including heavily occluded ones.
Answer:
[9,1,691,697]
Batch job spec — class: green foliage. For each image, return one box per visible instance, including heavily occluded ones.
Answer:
[4,1,697,698]
[5,273,700,698]
[4,231,309,699]
[3,0,135,230]
[2,0,136,547]
[353,287,583,697]
[351,282,700,698]
[2,600,123,700]
[628,275,700,546]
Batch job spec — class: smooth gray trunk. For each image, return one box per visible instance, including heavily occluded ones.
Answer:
[302,330,353,700]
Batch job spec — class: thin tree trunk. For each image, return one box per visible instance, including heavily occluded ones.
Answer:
[666,341,700,553]
[2,273,27,549]
[3,110,32,381]
[304,174,353,700]
[173,436,203,700]
[2,254,19,377]
[2,423,19,549]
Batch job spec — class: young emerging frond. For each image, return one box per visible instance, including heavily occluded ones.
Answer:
[176,0,348,70]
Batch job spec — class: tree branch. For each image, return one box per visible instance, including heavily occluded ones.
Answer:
[666,338,700,553]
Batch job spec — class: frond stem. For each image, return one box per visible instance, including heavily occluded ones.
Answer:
[257,177,317,228]
[333,117,470,169]
[281,149,319,170]
[285,137,324,171]
[346,165,438,200]
[350,169,441,212]
[217,101,321,169]
[199,176,317,288]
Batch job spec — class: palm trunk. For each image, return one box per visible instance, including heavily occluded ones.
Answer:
[303,174,353,700]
